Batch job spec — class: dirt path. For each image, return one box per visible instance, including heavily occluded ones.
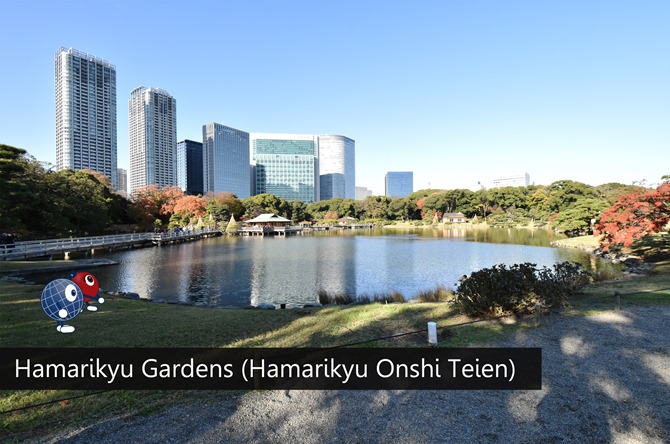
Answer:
[38,307,670,443]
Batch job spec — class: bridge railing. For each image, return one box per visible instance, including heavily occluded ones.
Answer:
[0,229,221,260]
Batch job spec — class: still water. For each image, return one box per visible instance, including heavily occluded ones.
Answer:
[39,228,608,308]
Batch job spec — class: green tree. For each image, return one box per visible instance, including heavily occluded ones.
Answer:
[388,197,412,221]
[546,180,595,213]
[242,193,289,219]
[360,196,392,221]
[594,182,643,205]
[205,192,244,225]
[337,199,359,219]
[305,199,332,220]
[0,145,40,234]
[473,189,494,222]
[550,197,609,235]
[288,200,308,223]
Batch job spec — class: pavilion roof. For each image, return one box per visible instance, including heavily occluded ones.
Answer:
[245,213,292,224]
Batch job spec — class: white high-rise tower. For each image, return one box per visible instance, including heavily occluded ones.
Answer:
[128,87,177,195]
[55,47,117,188]
[318,135,355,200]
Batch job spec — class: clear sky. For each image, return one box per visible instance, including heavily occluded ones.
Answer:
[1,0,668,195]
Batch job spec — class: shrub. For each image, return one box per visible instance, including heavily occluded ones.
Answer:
[317,289,354,305]
[357,291,406,304]
[415,286,454,302]
[455,262,591,318]
[318,289,406,305]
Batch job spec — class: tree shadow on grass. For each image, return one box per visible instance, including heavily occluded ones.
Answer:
[167,307,667,443]
[7,286,669,442]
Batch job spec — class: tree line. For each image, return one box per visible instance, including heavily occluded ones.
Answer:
[1,144,667,250]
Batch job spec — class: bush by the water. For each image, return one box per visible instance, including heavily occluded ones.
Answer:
[318,289,406,305]
[318,290,354,305]
[455,261,591,317]
[415,286,454,302]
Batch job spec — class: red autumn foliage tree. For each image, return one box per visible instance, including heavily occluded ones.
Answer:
[173,195,207,221]
[416,197,427,219]
[323,211,339,221]
[130,185,185,227]
[594,181,670,251]
[158,186,186,216]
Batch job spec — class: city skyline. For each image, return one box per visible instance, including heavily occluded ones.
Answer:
[2,1,669,195]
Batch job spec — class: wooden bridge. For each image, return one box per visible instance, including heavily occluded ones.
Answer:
[0,229,222,261]
[304,224,376,232]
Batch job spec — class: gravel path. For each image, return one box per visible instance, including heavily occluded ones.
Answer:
[37,307,670,443]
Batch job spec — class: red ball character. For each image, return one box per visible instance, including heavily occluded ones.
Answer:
[69,271,104,312]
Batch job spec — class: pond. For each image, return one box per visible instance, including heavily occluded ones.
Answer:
[29,228,612,308]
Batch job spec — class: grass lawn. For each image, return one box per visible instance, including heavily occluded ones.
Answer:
[0,275,516,442]
[1,254,669,442]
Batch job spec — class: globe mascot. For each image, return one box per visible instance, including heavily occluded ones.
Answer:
[40,279,84,333]
[69,271,104,312]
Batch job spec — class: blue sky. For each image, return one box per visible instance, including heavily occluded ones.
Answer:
[1,0,668,195]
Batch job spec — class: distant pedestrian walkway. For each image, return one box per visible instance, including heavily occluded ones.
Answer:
[0,229,222,261]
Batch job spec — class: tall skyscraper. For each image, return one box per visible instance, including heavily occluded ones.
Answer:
[319,135,355,200]
[117,168,127,198]
[202,123,250,198]
[177,140,204,195]
[385,171,413,198]
[250,133,319,203]
[55,47,117,188]
[128,87,177,195]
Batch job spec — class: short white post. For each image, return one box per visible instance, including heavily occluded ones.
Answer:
[427,322,437,346]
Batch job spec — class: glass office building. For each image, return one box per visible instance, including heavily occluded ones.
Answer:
[129,87,177,195]
[177,140,204,195]
[385,171,413,198]
[55,47,117,189]
[319,135,355,200]
[251,133,319,203]
[203,123,250,198]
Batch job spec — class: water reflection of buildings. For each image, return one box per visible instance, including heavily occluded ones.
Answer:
[117,248,162,300]
[173,241,209,304]
[315,238,356,299]
[249,237,356,307]
[442,228,467,238]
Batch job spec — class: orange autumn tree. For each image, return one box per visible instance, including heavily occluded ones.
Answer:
[172,195,207,225]
[130,185,185,228]
[594,179,670,251]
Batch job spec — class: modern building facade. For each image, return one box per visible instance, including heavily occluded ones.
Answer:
[355,186,373,200]
[177,140,204,195]
[318,135,355,200]
[385,171,413,198]
[117,168,127,197]
[250,133,319,203]
[203,123,250,198]
[55,47,117,188]
[128,87,177,195]
[493,173,530,188]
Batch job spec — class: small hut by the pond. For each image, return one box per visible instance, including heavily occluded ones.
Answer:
[240,214,302,236]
